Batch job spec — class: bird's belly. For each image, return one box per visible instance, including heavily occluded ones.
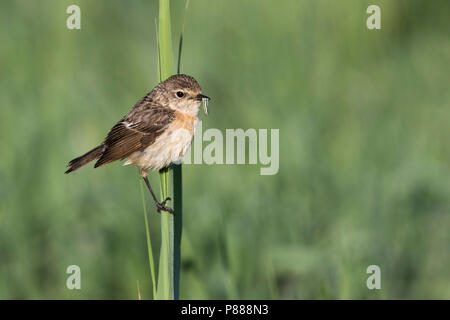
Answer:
[127,127,194,171]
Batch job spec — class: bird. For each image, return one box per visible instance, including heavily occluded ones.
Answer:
[65,74,210,214]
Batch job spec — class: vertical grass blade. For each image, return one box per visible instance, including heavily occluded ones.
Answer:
[155,0,178,300]
[157,0,173,78]
[172,165,182,299]
[172,0,189,301]
[177,0,189,75]
[156,167,173,299]
[140,180,157,299]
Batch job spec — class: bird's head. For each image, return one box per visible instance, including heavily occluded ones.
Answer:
[155,74,210,115]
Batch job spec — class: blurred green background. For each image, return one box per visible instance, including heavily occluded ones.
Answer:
[0,0,449,299]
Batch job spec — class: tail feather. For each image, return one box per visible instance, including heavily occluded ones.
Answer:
[65,144,106,174]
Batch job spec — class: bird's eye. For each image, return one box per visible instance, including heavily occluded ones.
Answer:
[176,91,184,98]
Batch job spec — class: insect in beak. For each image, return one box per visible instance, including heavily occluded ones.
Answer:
[196,94,211,115]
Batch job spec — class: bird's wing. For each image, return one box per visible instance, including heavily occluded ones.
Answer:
[94,105,175,168]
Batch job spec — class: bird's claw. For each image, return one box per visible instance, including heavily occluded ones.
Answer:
[156,197,174,214]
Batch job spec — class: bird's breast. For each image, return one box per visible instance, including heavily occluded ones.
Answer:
[126,112,198,171]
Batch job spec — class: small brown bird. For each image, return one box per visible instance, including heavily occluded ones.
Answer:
[65,74,210,214]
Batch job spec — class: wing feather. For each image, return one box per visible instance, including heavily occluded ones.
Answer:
[94,105,175,168]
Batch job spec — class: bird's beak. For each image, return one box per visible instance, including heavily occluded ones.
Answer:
[197,94,211,115]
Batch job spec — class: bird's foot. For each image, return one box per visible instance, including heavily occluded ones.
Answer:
[156,197,174,214]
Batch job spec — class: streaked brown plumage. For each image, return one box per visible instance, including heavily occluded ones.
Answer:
[65,74,210,213]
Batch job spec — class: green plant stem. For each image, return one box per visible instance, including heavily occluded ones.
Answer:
[156,0,179,300]
[172,0,189,300]
[156,167,174,299]
[173,164,182,299]
[140,180,157,298]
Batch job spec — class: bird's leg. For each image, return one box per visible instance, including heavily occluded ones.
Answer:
[141,169,174,214]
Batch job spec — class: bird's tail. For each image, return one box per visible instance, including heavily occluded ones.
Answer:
[65,144,106,174]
